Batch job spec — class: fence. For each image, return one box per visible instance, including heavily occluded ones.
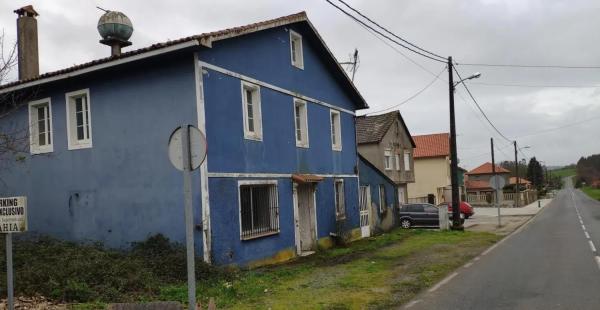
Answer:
[466,190,538,207]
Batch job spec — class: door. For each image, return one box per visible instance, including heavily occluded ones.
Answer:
[297,183,317,252]
[359,186,371,238]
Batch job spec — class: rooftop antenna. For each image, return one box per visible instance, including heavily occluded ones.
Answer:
[339,48,359,82]
[96,6,109,13]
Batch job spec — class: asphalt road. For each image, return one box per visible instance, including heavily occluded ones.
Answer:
[407,178,600,310]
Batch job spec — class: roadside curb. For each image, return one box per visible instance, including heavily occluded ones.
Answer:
[402,198,555,309]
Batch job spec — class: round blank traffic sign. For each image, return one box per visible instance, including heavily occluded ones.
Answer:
[168,125,207,171]
[489,175,506,190]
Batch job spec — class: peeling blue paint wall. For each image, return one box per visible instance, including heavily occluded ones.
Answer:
[358,157,397,227]
[0,54,201,249]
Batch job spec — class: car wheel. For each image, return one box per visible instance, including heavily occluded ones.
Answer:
[464,214,470,219]
[400,219,412,229]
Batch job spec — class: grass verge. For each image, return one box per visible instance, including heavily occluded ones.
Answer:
[582,186,600,201]
[2,229,499,309]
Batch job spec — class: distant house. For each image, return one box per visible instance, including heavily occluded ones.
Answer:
[0,9,369,266]
[407,133,462,204]
[508,177,532,191]
[357,155,398,236]
[464,162,510,195]
[356,111,415,203]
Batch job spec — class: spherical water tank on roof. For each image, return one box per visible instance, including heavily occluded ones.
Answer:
[97,11,133,42]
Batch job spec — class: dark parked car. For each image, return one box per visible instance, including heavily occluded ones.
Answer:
[398,203,464,229]
[438,201,475,219]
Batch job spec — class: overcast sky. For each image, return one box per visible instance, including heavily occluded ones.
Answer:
[2,0,599,169]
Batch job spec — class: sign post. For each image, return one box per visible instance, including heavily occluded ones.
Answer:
[0,196,28,310]
[168,125,207,310]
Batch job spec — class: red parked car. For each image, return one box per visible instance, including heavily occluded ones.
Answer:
[438,201,475,219]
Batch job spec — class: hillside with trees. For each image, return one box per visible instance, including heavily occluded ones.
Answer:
[576,154,600,187]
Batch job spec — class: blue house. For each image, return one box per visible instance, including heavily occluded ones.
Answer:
[0,9,369,266]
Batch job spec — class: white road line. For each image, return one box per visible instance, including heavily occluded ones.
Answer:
[585,231,591,239]
[596,256,600,270]
[590,241,597,253]
[582,225,587,231]
[474,256,480,261]
[404,299,421,309]
[428,272,458,293]
[464,262,473,268]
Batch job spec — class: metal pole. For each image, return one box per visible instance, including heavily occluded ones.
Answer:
[514,141,519,208]
[491,138,501,227]
[448,56,462,230]
[181,125,196,309]
[6,233,13,310]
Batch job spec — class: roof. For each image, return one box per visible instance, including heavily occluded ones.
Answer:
[0,12,368,109]
[412,133,450,158]
[466,162,511,175]
[355,111,415,146]
[465,180,492,190]
[509,177,531,185]
[358,154,397,186]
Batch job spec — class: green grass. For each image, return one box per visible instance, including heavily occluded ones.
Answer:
[582,186,600,201]
[549,167,576,178]
[4,230,500,309]
[153,230,500,309]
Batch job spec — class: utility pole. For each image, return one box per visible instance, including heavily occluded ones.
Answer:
[514,141,519,208]
[448,56,462,230]
[339,49,359,82]
[491,138,501,227]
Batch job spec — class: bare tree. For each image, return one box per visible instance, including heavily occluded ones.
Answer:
[0,30,30,164]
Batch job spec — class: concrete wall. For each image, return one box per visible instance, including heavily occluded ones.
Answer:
[408,156,450,203]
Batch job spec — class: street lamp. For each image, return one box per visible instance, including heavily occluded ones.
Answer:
[448,56,481,230]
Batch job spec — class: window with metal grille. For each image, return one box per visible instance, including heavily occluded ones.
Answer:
[239,182,279,240]
[335,179,345,220]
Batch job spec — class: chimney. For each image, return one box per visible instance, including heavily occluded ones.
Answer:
[14,5,39,80]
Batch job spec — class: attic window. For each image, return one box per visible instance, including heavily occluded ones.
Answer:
[290,30,304,69]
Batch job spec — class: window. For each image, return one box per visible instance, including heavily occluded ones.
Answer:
[395,154,401,171]
[289,30,304,69]
[384,149,392,170]
[239,181,279,240]
[65,89,92,150]
[241,81,262,140]
[424,205,438,213]
[379,185,387,213]
[404,151,411,171]
[294,99,309,147]
[28,98,53,154]
[330,110,342,151]
[334,179,345,220]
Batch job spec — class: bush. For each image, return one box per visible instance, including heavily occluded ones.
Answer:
[0,234,225,303]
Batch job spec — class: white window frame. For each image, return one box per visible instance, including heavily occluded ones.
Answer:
[330,110,342,151]
[28,98,53,154]
[384,148,392,170]
[379,184,387,213]
[237,180,280,240]
[334,179,346,220]
[65,88,92,150]
[395,154,401,171]
[241,81,263,141]
[289,30,304,69]
[404,151,411,171]
[293,98,309,148]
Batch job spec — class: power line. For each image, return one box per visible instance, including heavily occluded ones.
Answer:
[456,62,600,69]
[324,0,446,63]
[364,67,446,115]
[453,66,512,143]
[333,0,446,60]
[471,82,600,88]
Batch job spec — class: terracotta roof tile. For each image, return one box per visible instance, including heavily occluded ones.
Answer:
[466,162,511,175]
[509,177,531,185]
[412,133,449,158]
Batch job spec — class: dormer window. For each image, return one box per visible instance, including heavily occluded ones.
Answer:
[290,30,304,69]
